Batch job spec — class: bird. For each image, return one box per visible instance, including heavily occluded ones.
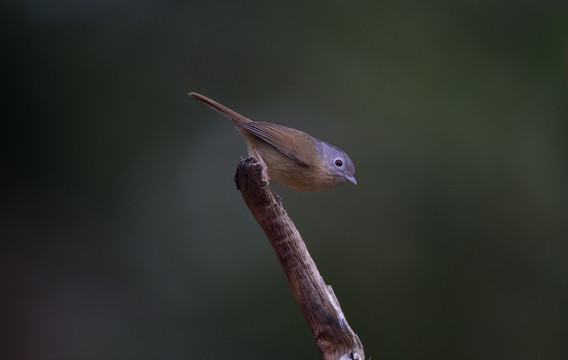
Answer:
[189,92,356,191]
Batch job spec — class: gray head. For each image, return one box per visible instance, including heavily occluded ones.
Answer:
[314,139,357,186]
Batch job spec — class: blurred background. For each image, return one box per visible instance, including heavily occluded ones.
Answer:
[2,0,567,359]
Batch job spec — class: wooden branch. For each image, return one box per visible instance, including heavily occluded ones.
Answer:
[234,157,365,360]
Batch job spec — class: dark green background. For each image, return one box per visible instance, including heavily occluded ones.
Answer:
[3,1,567,359]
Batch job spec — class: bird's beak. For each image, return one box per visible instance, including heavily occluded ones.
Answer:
[345,175,357,185]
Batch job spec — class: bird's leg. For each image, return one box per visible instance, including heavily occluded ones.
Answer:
[250,148,270,188]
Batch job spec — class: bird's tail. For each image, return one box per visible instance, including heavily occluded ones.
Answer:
[189,92,252,124]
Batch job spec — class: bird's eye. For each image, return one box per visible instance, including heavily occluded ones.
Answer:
[335,159,343,167]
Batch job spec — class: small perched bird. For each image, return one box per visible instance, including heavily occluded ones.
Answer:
[189,92,356,191]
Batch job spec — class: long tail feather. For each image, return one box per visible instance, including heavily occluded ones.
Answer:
[189,92,252,124]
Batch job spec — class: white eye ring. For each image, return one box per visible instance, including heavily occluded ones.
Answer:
[334,159,343,167]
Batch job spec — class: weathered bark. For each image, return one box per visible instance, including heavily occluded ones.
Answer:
[234,157,365,360]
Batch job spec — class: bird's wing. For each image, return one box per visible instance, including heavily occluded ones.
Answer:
[236,121,312,166]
